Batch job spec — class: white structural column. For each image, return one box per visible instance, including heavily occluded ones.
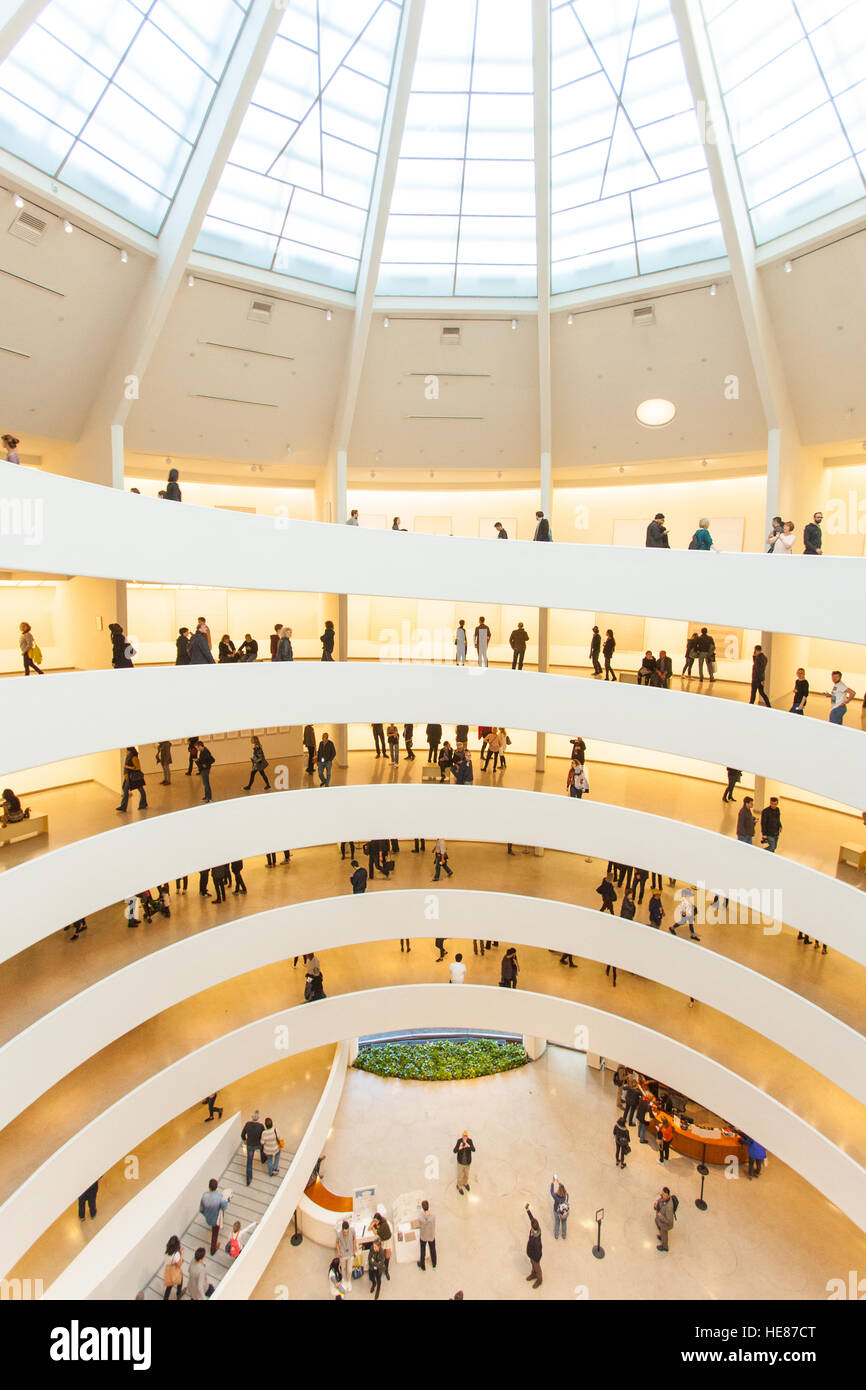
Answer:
[322,0,425,765]
[671,0,808,528]
[71,0,285,489]
[533,0,552,772]
[0,0,48,63]
[327,0,426,499]
[671,0,817,768]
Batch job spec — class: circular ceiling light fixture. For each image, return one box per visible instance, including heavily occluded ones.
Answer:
[120,248,129,263]
[635,397,676,428]
[13,194,24,209]
[63,219,73,234]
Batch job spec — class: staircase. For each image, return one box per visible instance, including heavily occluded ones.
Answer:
[142,1142,293,1299]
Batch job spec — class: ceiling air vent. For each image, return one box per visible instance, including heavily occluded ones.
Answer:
[247,299,273,324]
[632,304,655,327]
[440,325,461,346]
[9,210,48,245]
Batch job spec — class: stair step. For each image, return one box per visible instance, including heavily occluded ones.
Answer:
[141,1141,286,1297]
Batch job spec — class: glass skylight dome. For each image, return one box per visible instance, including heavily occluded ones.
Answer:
[0,0,863,298]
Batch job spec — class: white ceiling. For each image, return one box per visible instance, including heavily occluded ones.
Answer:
[2,196,865,480]
[350,315,540,471]
[552,279,766,466]
[762,230,866,446]
[126,275,351,466]
[0,199,148,439]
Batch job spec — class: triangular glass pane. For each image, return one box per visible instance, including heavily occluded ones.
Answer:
[318,0,381,89]
[575,0,640,94]
[346,0,401,85]
[602,105,657,197]
[272,102,322,195]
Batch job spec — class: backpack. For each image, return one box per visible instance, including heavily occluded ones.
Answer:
[226,1233,241,1258]
[558,1199,569,1220]
[671,1194,679,1217]
[688,532,701,550]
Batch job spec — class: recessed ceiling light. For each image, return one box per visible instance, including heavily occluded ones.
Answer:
[187,274,195,287]
[510,319,517,330]
[635,398,676,428]
[326,309,332,321]
[383,316,389,328]
[784,260,792,273]
[119,248,128,263]
[286,444,292,454]
[13,194,24,209]
[63,219,73,234]
[709,283,717,296]
[567,313,573,325]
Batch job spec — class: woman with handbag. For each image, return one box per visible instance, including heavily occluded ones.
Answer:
[613,1115,630,1169]
[162,1235,184,1300]
[243,735,270,791]
[108,621,134,668]
[482,729,502,772]
[18,621,43,675]
[261,1117,284,1176]
[500,947,519,989]
[1,789,29,826]
[497,728,511,769]
[117,746,147,812]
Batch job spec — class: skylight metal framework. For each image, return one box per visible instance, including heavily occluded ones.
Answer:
[0,0,864,300]
[0,0,251,234]
[550,0,726,294]
[198,0,405,291]
[376,0,538,297]
[701,0,866,247]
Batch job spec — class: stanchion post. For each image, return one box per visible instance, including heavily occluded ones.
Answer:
[695,1172,708,1212]
[290,1210,303,1246]
[592,1206,605,1259]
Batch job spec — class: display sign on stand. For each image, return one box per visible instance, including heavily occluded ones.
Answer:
[352,1185,378,1243]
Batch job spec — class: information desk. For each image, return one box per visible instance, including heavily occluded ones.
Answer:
[650,1109,747,1165]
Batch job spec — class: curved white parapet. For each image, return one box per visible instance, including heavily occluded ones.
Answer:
[2,664,863,808]
[42,1114,242,1301]
[1,463,863,642]
[2,987,866,1281]
[3,892,866,1134]
[0,786,863,967]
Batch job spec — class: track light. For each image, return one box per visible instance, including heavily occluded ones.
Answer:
[13,194,24,209]
[567,313,573,325]
[326,309,332,321]
[120,248,128,263]
[383,316,389,327]
[511,318,517,330]
[63,219,73,234]
[784,260,792,273]
[709,283,717,296]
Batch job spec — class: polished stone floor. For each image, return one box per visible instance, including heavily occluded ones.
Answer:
[253,1047,866,1302]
